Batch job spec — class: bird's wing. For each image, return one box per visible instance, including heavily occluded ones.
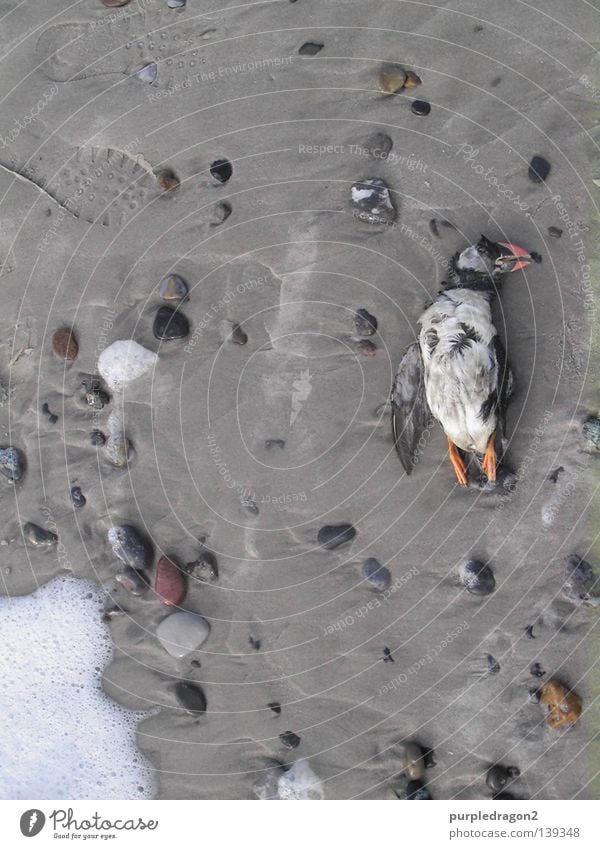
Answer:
[490,334,513,451]
[391,342,432,474]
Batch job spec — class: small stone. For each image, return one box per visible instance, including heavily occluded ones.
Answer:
[486,764,519,793]
[52,327,78,361]
[210,158,232,183]
[108,524,152,570]
[354,308,378,336]
[318,523,356,550]
[265,439,285,450]
[406,779,431,799]
[115,566,149,596]
[85,389,110,410]
[70,486,86,508]
[211,201,232,225]
[175,681,207,714]
[268,702,282,715]
[357,339,377,356]
[168,0,186,6]
[460,559,495,595]
[159,274,188,301]
[548,226,562,238]
[539,679,582,728]
[42,402,58,424]
[299,42,323,56]
[530,662,545,678]
[0,446,25,482]
[401,742,426,780]
[378,63,407,94]
[363,132,393,159]
[90,430,106,447]
[155,554,187,606]
[429,218,440,238]
[563,554,600,605]
[229,322,247,345]
[98,340,158,391]
[23,522,57,547]
[411,99,431,116]
[403,70,422,89]
[153,306,190,341]
[155,168,180,192]
[528,155,551,184]
[249,635,261,650]
[104,412,133,467]
[279,731,301,749]
[361,558,391,591]
[187,549,219,583]
[582,416,600,450]
[136,62,157,83]
[351,177,397,225]
[156,611,210,658]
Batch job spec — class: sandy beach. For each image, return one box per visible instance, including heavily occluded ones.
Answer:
[0,0,599,800]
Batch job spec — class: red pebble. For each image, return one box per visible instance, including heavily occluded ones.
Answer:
[358,340,377,357]
[154,555,186,606]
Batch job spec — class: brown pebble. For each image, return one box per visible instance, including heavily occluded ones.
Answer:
[52,327,78,362]
[378,63,407,94]
[401,742,426,780]
[540,679,582,729]
[156,168,180,192]
[154,555,187,606]
[358,340,377,356]
[403,70,422,89]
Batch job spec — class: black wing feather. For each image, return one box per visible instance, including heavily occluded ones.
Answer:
[491,334,513,449]
[391,342,432,474]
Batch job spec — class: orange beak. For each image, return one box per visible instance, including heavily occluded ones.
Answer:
[498,241,531,272]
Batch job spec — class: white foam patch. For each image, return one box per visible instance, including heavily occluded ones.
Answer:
[0,575,155,799]
[98,339,158,391]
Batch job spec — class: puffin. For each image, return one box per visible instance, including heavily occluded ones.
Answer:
[391,235,531,485]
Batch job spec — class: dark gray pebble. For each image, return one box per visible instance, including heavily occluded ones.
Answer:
[354,308,378,336]
[548,466,564,483]
[351,177,397,225]
[268,702,282,715]
[411,99,431,116]
[212,201,232,224]
[108,525,153,570]
[279,731,301,749]
[175,681,207,714]
[363,132,393,159]
[429,218,440,238]
[85,389,110,410]
[460,559,495,595]
[563,554,600,604]
[90,430,106,447]
[42,402,58,424]
[187,549,219,583]
[230,322,247,345]
[115,566,149,596]
[530,662,545,678]
[249,635,261,650]
[528,155,550,183]
[23,522,58,547]
[361,557,391,591]
[318,523,356,549]
[210,158,232,183]
[299,42,323,55]
[486,764,519,793]
[265,439,285,450]
[548,226,562,238]
[0,446,25,482]
[406,779,431,799]
[487,653,501,674]
[153,306,190,340]
[70,486,86,508]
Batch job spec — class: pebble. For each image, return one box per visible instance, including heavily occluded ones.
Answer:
[268,702,282,715]
[563,554,600,605]
[85,388,110,410]
[229,322,248,345]
[486,764,520,793]
[378,63,407,94]
[187,549,219,583]
[136,62,158,83]
[42,402,58,424]
[168,0,186,7]
[530,251,542,263]
[279,731,301,749]
[52,327,79,362]
[411,99,431,116]
[357,340,377,356]
[318,523,356,549]
[159,273,188,301]
[70,486,86,508]
[406,779,431,799]
[351,177,397,225]
[115,566,149,596]
[460,559,495,595]
[404,70,422,89]
[486,654,501,674]
[108,524,152,570]
[155,168,179,192]
[175,681,207,714]
[211,201,232,224]
[90,430,106,447]
[363,132,393,159]
[354,308,378,336]
[0,446,25,482]
[265,439,285,450]
[153,306,190,341]
[249,635,261,650]
[210,158,232,183]
[156,611,210,658]
[539,679,582,728]
[548,226,563,238]
[530,662,545,678]
[299,42,323,56]
[401,742,426,780]
[528,155,551,183]
[23,522,58,547]
[361,557,391,591]
[155,555,187,606]
[582,416,600,450]
[98,340,158,391]
[105,411,133,467]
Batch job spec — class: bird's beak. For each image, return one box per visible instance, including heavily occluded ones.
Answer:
[497,241,531,272]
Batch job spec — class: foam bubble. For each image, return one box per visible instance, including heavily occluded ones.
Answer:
[0,575,155,799]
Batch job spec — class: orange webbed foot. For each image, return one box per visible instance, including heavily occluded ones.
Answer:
[448,438,468,486]
[482,433,497,482]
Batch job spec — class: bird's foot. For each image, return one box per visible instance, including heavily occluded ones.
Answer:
[483,433,497,482]
[448,438,468,486]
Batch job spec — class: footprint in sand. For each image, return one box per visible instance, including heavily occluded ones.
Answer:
[36,7,219,89]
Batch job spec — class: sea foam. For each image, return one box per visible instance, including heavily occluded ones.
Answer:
[0,575,155,799]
